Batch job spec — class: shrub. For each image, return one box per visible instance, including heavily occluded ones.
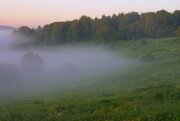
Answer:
[141,53,155,62]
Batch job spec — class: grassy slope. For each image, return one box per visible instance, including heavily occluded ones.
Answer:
[0,37,180,121]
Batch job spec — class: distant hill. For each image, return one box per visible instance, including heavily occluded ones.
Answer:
[0,25,14,30]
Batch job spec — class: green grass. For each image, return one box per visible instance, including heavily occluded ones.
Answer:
[0,37,180,121]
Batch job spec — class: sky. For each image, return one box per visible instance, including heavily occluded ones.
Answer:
[1,0,180,28]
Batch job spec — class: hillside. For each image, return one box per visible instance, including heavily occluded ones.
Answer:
[0,37,179,121]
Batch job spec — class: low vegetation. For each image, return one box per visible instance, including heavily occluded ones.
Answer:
[0,37,179,121]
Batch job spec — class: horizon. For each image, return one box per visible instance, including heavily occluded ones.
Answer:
[0,9,179,29]
[1,0,180,28]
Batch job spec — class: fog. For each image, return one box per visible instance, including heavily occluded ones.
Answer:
[0,29,133,98]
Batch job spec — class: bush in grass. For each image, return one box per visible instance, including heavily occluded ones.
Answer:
[21,51,43,73]
[141,53,155,62]
[154,92,164,102]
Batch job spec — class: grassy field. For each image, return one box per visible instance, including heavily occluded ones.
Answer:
[0,37,180,121]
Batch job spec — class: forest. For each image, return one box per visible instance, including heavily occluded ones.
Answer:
[17,10,180,45]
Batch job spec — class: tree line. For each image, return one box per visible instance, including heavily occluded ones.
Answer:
[16,10,180,45]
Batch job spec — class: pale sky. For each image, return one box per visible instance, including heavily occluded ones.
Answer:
[1,0,180,28]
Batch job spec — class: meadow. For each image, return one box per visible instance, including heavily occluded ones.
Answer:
[0,37,180,121]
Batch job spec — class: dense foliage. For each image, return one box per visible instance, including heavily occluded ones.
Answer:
[17,10,180,45]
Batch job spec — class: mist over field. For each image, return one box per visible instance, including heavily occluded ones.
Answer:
[1,0,179,119]
[0,29,133,97]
